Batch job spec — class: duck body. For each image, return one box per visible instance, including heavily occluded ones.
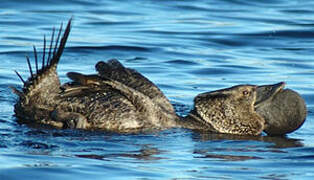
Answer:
[52,64,179,133]
[13,19,178,133]
[16,76,179,133]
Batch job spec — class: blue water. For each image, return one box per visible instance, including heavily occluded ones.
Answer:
[1,0,314,179]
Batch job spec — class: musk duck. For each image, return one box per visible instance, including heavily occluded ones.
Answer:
[11,19,306,136]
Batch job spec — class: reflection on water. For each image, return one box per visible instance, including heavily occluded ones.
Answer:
[192,132,304,161]
[76,144,164,161]
[1,0,314,179]
[196,132,304,148]
[195,152,263,161]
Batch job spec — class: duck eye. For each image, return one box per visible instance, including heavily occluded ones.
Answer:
[243,90,249,96]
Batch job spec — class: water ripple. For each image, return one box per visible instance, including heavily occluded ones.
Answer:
[1,0,314,179]
[69,45,152,52]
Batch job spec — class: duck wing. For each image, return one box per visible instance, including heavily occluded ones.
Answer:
[95,59,175,114]
[63,71,178,130]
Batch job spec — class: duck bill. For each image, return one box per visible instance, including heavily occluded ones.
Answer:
[254,82,286,108]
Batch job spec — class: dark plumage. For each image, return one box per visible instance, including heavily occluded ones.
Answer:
[12,19,178,132]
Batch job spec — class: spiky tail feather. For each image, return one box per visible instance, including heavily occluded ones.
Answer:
[12,19,71,102]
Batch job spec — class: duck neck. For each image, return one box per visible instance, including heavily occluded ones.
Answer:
[175,110,208,130]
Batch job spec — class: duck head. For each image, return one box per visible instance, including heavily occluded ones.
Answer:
[255,82,307,136]
[187,85,265,135]
[184,82,306,136]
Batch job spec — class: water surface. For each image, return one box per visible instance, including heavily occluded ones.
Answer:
[1,0,314,179]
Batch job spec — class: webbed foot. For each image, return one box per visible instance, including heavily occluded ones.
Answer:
[51,109,89,129]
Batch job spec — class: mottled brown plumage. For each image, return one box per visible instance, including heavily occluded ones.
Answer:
[56,69,179,132]
[182,85,265,135]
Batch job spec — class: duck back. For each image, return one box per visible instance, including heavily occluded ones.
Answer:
[96,59,175,115]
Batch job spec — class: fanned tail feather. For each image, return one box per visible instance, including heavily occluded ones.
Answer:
[12,18,72,100]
